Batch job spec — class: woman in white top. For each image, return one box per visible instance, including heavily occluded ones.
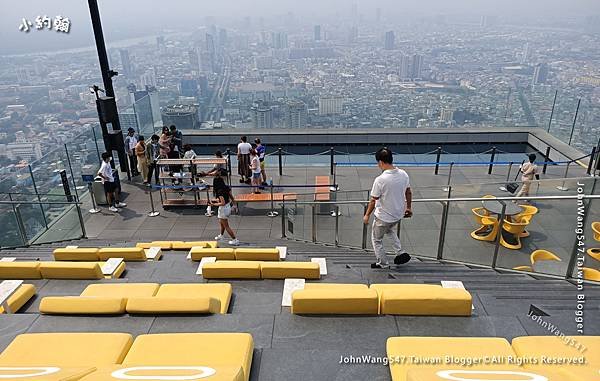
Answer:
[249,148,262,194]
[237,136,252,184]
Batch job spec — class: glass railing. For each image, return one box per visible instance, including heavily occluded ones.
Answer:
[118,93,163,137]
[280,176,600,282]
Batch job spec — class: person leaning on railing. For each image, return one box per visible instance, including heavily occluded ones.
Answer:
[363,148,412,269]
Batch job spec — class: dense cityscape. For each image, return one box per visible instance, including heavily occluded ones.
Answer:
[1,8,600,177]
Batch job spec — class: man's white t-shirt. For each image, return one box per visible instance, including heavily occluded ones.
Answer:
[128,136,138,151]
[99,161,114,183]
[371,168,410,223]
[238,142,252,155]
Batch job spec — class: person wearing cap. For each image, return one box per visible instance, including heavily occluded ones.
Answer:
[516,153,539,201]
[124,127,139,177]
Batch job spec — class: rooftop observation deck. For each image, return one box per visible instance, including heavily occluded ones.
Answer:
[0,127,598,380]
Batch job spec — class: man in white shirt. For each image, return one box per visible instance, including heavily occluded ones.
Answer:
[124,128,139,177]
[363,148,412,268]
[516,153,539,201]
[97,152,127,212]
[237,136,252,184]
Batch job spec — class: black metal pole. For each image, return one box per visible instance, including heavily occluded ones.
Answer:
[568,99,581,146]
[488,146,496,175]
[587,147,596,175]
[278,147,283,176]
[547,90,557,133]
[542,146,551,175]
[434,146,442,175]
[329,147,334,176]
[88,0,116,98]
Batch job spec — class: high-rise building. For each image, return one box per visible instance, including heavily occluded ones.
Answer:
[319,97,344,115]
[272,32,289,49]
[180,78,199,98]
[140,69,157,88]
[206,33,216,73]
[521,43,531,64]
[16,67,31,84]
[119,49,134,77]
[251,101,273,129]
[440,108,454,122]
[532,63,549,85]
[218,28,228,48]
[156,36,165,49]
[399,55,410,80]
[161,104,200,130]
[284,100,308,129]
[120,109,138,133]
[384,31,395,50]
[411,54,424,79]
[188,49,200,73]
[314,25,322,41]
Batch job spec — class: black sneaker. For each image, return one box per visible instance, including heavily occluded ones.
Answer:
[371,262,389,269]
[394,252,411,265]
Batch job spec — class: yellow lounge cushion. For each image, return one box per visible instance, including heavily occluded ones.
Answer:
[191,248,235,261]
[0,332,133,366]
[108,261,127,279]
[53,248,100,261]
[512,336,600,370]
[172,241,216,250]
[0,262,41,279]
[136,241,176,250]
[559,367,600,381]
[155,283,232,314]
[79,365,244,381]
[234,248,280,261]
[260,262,320,279]
[291,283,378,314]
[202,261,261,279]
[387,337,517,381]
[39,262,104,279]
[370,284,472,316]
[0,366,96,380]
[98,248,147,261]
[81,283,160,299]
[0,284,36,314]
[39,296,127,315]
[122,333,254,381]
[126,296,221,314]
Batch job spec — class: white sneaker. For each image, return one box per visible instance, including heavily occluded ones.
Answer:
[214,234,224,240]
[116,202,127,208]
[109,206,119,212]
[228,239,240,246]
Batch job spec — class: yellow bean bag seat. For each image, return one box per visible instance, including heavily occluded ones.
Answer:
[0,262,41,279]
[291,283,379,315]
[0,366,96,380]
[79,365,244,381]
[202,261,261,279]
[512,336,600,371]
[0,332,133,366]
[136,241,176,250]
[40,296,127,315]
[53,248,100,261]
[234,248,280,261]
[126,296,221,314]
[98,247,147,261]
[0,284,36,314]
[172,241,217,250]
[370,284,472,316]
[191,247,236,261]
[154,283,232,314]
[39,262,104,279]
[120,333,254,381]
[387,337,517,381]
[405,368,567,381]
[260,262,320,279]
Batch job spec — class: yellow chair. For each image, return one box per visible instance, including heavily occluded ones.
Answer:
[587,222,600,261]
[499,218,530,250]
[512,265,532,272]
[583,267,600,281]
[514,206,537,237]
[530,249,561,265]
[470,208,499,242]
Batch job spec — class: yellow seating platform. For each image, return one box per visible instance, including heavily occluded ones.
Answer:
[234,248,280,261]
[202,261,262,279]
[172,240,218,250]
[260,262,320,279]
[53,248,100,261]
[38,261,125,279]
[136,241,175,250]
[0,284,36,314]
[291,283,379,315]
[39,283,232,315]
[98,247,149,261]
[191,247,236,261]
[370,284,472,316]
[0,262,41,279]
[512,336,600,371]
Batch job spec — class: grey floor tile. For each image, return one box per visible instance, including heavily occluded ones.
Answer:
[0,314,39,351]
[27,315,154,337]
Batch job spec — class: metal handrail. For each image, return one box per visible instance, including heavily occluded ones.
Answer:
[283,194,600,206]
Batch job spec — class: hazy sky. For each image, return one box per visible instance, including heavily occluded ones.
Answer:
[1,0,600,55]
